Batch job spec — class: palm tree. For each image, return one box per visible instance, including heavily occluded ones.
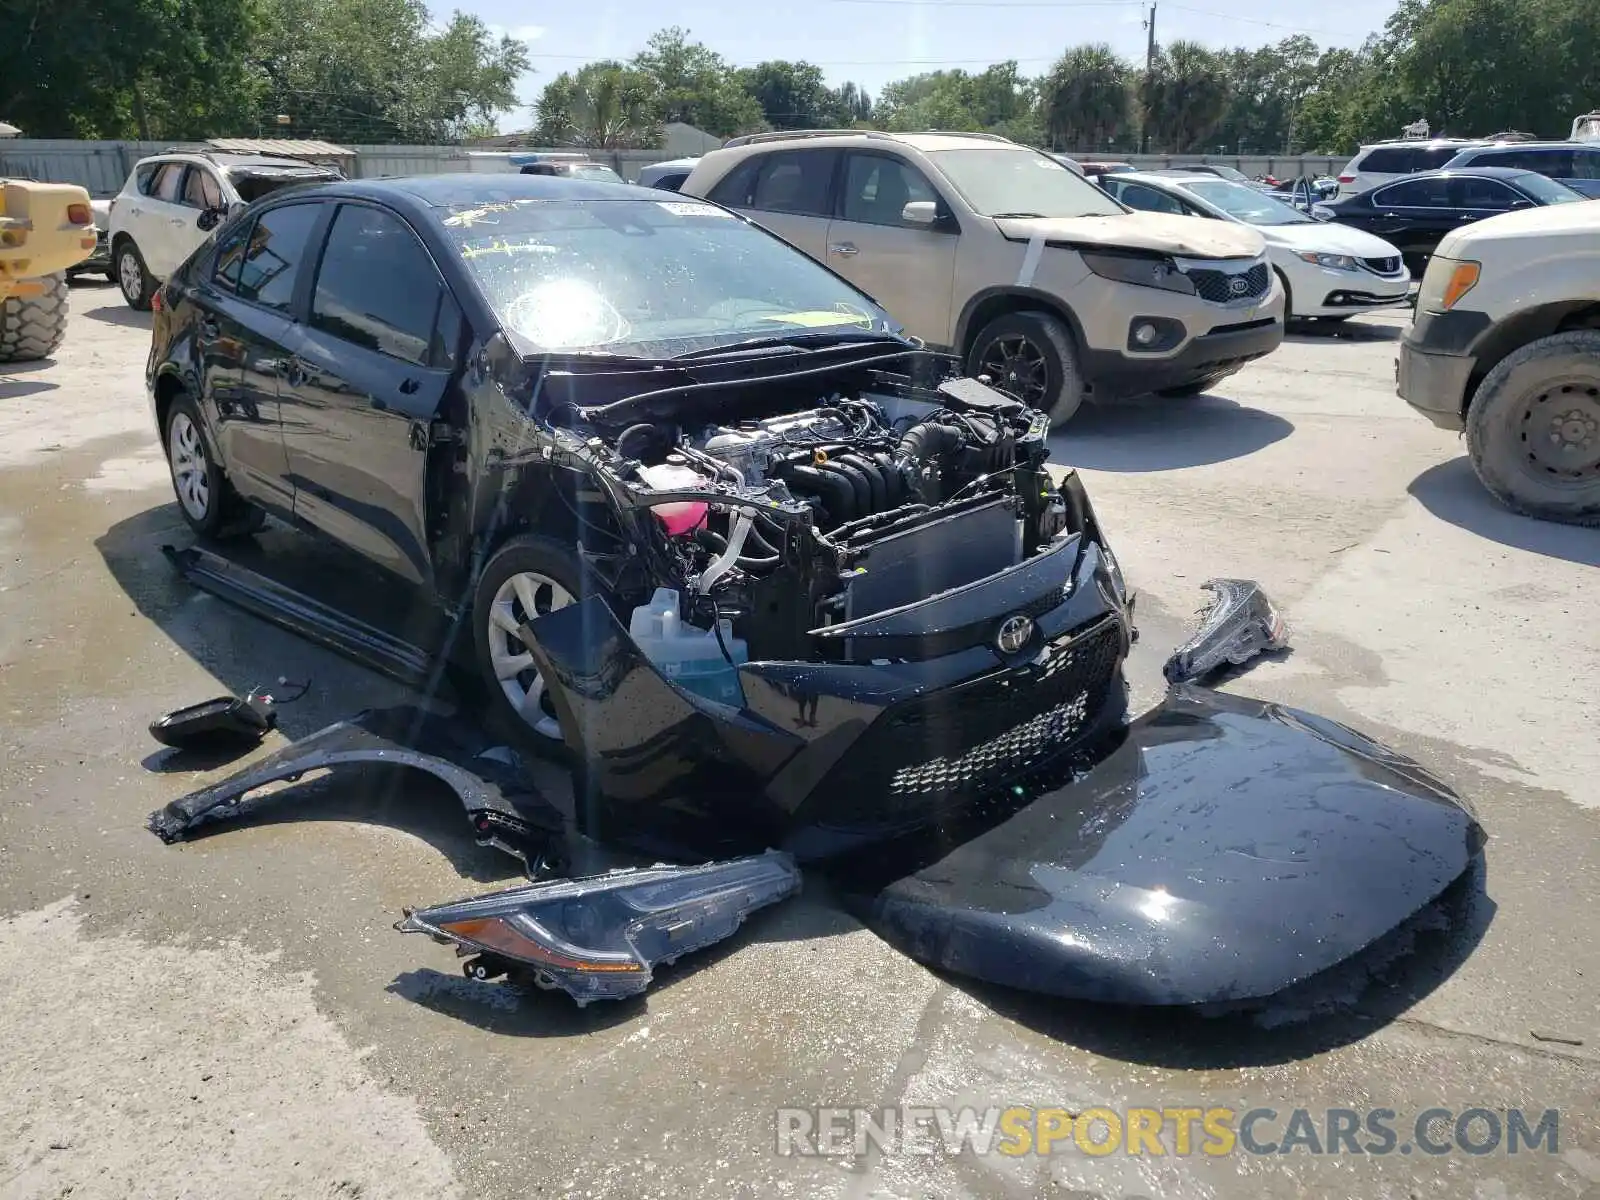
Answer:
[1146,41,1230,152]
[533,61,662,149]
[1042,45,1132,150]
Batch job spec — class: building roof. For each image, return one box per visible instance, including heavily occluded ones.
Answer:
[205,138,353,158]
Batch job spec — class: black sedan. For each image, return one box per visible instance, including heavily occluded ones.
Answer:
[142,173,1481,1009]
[1313,166,1585,275]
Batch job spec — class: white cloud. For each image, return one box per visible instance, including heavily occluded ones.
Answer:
[511,23,546,41]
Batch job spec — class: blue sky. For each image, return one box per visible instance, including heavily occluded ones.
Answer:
[465,0,1405,121]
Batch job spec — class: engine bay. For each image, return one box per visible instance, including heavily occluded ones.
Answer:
[578,371,1080,672]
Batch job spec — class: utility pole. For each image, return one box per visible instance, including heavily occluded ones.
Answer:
[1140,2,1157,155]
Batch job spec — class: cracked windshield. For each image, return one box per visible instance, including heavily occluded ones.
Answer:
[4,0,1597,1194]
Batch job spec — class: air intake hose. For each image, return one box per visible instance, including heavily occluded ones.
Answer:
[899,418,965,464]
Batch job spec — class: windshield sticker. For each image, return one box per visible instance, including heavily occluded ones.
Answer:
[460,237,559,259]
[656,201,734,218]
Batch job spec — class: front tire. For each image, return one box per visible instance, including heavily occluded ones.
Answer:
[114,239,155,310]
[1465,330,1600,526]
[0,272,68,363]
[471,535,593,749]
[968,310,1084,426]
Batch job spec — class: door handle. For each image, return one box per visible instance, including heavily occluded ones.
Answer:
[170,217,186,226]
[398,377,420,395]
[828,242,859,256]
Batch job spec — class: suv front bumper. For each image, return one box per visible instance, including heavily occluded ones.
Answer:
[1395,308,1491,431]
[1086,316,1284,396]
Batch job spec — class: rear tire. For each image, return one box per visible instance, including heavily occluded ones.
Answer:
[1465,330,1600,526]
[162,393,260,538]
[968,311,1084,426]
[114,239,155,310]
[0,273,69,363]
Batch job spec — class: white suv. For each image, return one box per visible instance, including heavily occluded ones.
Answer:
[108,151,340,309]
[1335,139,1486,197]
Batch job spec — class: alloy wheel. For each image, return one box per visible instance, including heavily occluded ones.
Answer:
[486,570,575,740]
[168,412,210,521]
[118,249,144,305]
[979,334,1050,406]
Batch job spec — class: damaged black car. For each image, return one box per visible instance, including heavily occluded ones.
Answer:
[147,175,1482,1008]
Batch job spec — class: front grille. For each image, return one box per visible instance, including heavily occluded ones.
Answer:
[1185,262,1270,304]
[1360,255,1402,275]
[804,615,1126,826]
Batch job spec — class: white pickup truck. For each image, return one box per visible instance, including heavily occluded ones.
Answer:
[1396,199,1600,525]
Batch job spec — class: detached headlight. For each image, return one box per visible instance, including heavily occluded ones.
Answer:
[1298,251,1358,271]
[397,850,801,1006]
[1081,250,1196,295]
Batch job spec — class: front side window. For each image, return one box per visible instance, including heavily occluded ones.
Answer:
[311,205,443,367]
[1451,176,1517,209]
[235,202,323,313]
[212,218,252,292]
[181,168,224,210]
[925,148,1125,219]
[839,154,940,227]
[443,196,896,358]
[749,151,838,217]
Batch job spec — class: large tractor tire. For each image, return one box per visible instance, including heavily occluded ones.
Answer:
[0,272,69,363]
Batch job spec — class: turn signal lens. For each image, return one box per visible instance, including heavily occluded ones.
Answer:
[1441,261,1481,310]
[439,916,646,973]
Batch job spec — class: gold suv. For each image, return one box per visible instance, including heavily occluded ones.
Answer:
[680,130,1285,423]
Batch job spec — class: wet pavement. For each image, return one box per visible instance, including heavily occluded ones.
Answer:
[1,284,1596,1199]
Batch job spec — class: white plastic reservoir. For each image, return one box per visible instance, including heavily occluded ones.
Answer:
[628,588,748,708]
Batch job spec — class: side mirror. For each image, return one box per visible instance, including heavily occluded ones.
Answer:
[196,206,225,232]
[901,200,939,226]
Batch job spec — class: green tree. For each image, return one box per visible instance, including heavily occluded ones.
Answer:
[0,0,263,138]
[737,61,841,129]
[254,0,528,142]
[630,27,764,137]
[875,63,1038,141]
[532,60,662,149]
[1040,44,1133,150]
[1144,40,1231,152]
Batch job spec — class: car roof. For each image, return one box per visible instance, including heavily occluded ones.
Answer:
[1356,138,1484,150]
[137,151,330,171]
[1454,140,1590,153]
[300,173,682,210]
[717,129,1025,155]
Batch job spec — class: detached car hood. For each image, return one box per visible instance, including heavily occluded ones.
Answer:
[995,212,1266,258]
[851,685,1481,1005]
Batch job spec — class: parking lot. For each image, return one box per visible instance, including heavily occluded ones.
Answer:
[1,282,1596,1199]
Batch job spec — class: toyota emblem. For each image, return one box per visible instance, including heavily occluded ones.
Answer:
[996,613,1035,654]
[1228,276,1249,296]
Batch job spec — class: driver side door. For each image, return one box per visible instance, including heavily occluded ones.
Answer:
[823,152,958,347]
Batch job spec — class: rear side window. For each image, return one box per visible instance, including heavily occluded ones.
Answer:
[749,150,838,216]
[1357,147,1415,173]
[152,163,186,202]
[310,204,444,367]
[1373,177,1450,207]
[235,202,322,313]
[1513,148,1576,176]
[706,158,762,207]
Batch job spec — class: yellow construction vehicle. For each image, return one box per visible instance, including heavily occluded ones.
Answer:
[1,179,98,362]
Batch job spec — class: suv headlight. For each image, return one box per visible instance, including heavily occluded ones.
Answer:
[1298,251,1358,271]
[1080,250,1196,295]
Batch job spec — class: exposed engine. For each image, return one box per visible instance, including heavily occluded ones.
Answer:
[591,373,1079,668]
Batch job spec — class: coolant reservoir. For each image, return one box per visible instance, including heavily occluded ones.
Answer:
[637,463,709,536]
[628,587,748,708]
